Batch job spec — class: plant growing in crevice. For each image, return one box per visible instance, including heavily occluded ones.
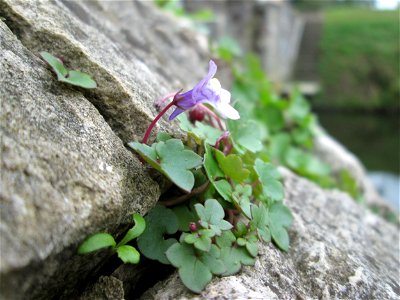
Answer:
[40,51,97,89]
[79,60,293,293]
[125,60,293,292]
[79,214,145,264]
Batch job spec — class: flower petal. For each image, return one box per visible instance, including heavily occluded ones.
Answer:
[169,107,185,120]
[215,102,240,120]
[219,89,231,104]
[193,60,218,99]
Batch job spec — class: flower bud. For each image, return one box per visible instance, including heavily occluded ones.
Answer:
[189,106,206,123]
[189,222,198,232]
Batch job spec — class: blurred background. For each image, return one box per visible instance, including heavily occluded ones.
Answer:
[155,0,399,208]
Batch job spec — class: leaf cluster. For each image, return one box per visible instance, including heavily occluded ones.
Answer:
[218,49,363,199]
[131,118,293,292]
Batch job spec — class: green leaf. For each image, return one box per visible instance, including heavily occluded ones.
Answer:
[203,144,232,201]
[116,214,146,247]
[184,231,212,252]
[213,179,233,201]
[270,133,291,162]
[228,119,263,153]
[40,51,68,78]
[78,233,116,254]
[284,147,331,179]
[166,243,225,293]
[177,114,222,145]
[172,205,197,232]
[156,131,172,142]
[269,202,293,251]
[337,169,360,199]
[214,150,250,183]
[156,139,202,191]
[183,229,214,251]
[199,245,226,275]
[245,240,258,257]
[263,105,285,133]
[40,52,96,89]
[232,184,252,219]
[128,142,158,167]
[137,206,179,264]
[219,246,256,276]
[237,237,246,246]
[116,245,140,264]
[254,159,284,201]
[59,70,97,89]
[250,204,271,243]
[215,230,236,248]
[129,139,202,192]
[287,93,310,123]
[234,221,248,237]
[195,199,233,236]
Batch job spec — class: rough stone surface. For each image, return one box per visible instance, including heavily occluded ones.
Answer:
[1,0,209,143]
[142,168,400,300]
[0,20,158,299]
[0,0,209,299]
[1,1,399,300]
[80,276,124,300]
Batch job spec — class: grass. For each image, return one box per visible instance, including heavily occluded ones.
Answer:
[318,8,399,110]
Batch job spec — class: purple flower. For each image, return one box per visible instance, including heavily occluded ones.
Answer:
[169,60,240,121]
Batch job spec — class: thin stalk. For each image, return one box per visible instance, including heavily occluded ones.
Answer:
[142,101,175,144]
[159,181,210,206]
[198,104,225,131]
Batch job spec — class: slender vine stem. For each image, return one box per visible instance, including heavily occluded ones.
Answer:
[142,101,175,144]
[159,181,210,206]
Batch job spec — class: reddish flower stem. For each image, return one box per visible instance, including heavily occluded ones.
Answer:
[142,100,175,144]
[198,104,225,131]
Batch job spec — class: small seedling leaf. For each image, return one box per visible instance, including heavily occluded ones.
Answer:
[116,214,146,247]
[116,245,140,264]
[78,233,116,254]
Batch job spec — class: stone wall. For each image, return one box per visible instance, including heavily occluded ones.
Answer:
[0,0,208,298]
[0,1,398,299]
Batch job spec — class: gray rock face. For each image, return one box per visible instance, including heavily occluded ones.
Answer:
[0,0,208,299]
[0,20,157,299]
[1,0,208,143]
[1,1,399,300]
[142,168,400,300]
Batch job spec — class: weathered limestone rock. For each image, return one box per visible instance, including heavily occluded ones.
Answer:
[0,0,209,299]
[1,0,398,299]
[0,20,157,299]
[0,0,208,143]
[80,276,124,300]
[142,168,400,299]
